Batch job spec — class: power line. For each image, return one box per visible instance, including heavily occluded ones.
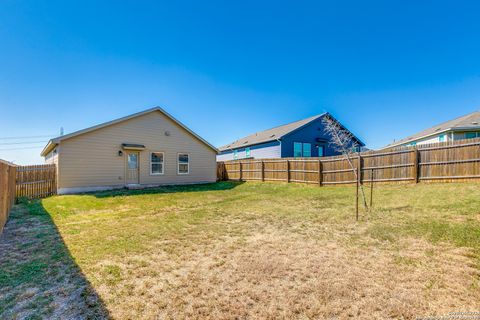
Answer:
[0,145,45,151]
[0,134,56,140]
[0,140,48,146]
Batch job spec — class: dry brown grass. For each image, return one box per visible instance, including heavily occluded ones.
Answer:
[1,181,480,319]
[92,226,479,319]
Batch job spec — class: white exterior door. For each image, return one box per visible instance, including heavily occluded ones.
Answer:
[126,152,140,184]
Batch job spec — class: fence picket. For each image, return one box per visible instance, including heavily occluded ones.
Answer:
[0,160,16,234]
[217,138,480,185]
[15,164,57,199]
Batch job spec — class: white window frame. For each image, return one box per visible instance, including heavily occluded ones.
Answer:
[150,152,165,175]
[177,153,190,175]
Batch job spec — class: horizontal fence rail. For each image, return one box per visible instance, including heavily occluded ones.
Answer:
[16,164,57,199]
[217,138,480,185]
[0,160,16,234]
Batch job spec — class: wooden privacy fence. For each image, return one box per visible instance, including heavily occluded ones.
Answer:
[0,160,16,234]
[217,138,480,185]
[16,164,57,199]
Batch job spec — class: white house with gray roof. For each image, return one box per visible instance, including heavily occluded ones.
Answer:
[384,111,480,149]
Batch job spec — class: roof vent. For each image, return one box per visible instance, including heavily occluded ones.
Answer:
[243,141,248,144]
[270,134,275,138]
[435,128,441,131]
[472,121,479,125]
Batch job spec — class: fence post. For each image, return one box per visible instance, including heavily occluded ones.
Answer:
[222,162,226,181]
[318,160,322,186]
[370,168,374,208]
[357,154,362,185]
[413,147,419,183]
[239,161,242,181]
[7,164,11,208]
[356,170,359,221]
[261,160,264,182]
[286,160,290,183]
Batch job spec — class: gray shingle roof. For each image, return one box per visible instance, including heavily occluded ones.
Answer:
[218,114,325,151]
[385,110,480,148]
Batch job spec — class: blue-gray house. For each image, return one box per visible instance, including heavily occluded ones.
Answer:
[217,113,364,161]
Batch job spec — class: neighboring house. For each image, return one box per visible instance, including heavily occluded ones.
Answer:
[41,107,218,194]
[217,113,364,161]
[384,111,480,149]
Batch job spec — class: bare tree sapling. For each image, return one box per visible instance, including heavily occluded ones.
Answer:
[321,115,368,218]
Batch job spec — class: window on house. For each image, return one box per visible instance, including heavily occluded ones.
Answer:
[293,142,303,157]
[350,146,360,153]
[128,153,138,169]
[150,152,164,175]
[245,147,251,158]
[233,150,238,160]
[294,142,313,157]
[318,146,324,157]
[465,132,478,139]
[439,134,445,142]
[302,143,311,157]
[178,153,189,174]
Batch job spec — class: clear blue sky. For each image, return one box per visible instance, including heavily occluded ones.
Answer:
[1,0,480,164]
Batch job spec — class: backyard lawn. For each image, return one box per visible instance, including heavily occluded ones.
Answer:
[1,181,480,319]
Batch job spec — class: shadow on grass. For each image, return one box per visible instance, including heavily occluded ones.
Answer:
[92,181,244,198]
[0,200,110,319]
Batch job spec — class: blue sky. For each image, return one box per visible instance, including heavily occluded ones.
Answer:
[1,0,480,164]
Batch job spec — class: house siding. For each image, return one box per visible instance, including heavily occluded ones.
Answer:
[216,141,281,161]
[44,149,58,165]
[55,111,216,192]
[280,117,353,157]
[399,130,480,147]
[404,133,449,146]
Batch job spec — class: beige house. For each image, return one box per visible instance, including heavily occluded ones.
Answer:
[41,107,218,194]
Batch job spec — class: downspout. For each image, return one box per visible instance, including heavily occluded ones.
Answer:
[275,138,282,158]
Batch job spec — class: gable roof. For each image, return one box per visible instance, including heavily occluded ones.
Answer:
[218,113,364,151]
[384,110,480,149]
[41,107,218,156]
